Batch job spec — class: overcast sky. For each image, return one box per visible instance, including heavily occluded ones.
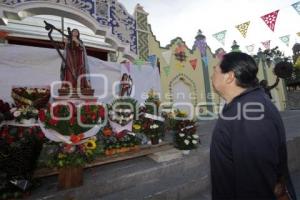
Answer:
[120,0,300,56]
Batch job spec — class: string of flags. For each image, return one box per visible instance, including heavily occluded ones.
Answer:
[235,21,250,38]
[261,40,271,49]
[212,30,226,46]
[212,1,300,51]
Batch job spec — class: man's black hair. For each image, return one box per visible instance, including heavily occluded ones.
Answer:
[220,52,259,88]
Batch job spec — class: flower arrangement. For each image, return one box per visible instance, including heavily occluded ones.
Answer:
[0,99,13,123]
[11,86,50,109]
[11,106,39,124]
[144,89,161,115]
[39,102,105,137]
[102,129,141,156]
[174,120,199,150]
[46,137,103,168]
[0,125,44,146]
[108,98,137,126]
[142,119,164,145]
[0,125,44,198]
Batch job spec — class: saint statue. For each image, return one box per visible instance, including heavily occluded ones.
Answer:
[119,73,132,97]
[61,29,91,91]
[44,22,94,97]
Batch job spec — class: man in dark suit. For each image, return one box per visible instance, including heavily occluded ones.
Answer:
[210,52,296,200]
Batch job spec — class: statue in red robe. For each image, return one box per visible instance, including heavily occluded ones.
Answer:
[60,29,91,91]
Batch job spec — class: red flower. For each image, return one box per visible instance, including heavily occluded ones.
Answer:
[6,135,14,144]
[37,131,44,140]
[116,130,126,139]
[84,105,91,113]
[39,110,46,122]
[91,113,97,121]
[98,106,105,119]
[70,116,75,126]
[70,133,84,144]
[49,118,58,126]
[80,115,86,123]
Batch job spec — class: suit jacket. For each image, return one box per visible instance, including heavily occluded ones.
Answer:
[210,87,297,200]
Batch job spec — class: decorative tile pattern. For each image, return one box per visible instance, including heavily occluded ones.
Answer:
[110,0,137,53]
[1,0,138,55]
[137,12,147,31]
[137,31,148,60]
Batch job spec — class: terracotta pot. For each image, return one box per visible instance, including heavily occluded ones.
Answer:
[58,166,83,190]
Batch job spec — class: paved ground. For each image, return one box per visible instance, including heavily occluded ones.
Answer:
[187,170,300,199]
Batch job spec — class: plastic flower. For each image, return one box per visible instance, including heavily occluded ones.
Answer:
[192,140,198,144]
[70,134,84,144]
[192,134,199,139]
[184,139,190,145]
[133,124,141,130]
[13,111,21,117]
[10,107,17,113]
[58,153,66,159]
[84,139,97,150]
[150,124,159,129]
[179,133,185,137]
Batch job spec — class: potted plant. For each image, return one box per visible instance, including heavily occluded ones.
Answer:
[11,106,39,124]
[0,125,44,198]
[173,112,199,154]
[45,137,103,189]
[39,102,106,189]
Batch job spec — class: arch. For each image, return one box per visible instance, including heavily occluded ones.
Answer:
[0,2,137,60]
[168,73,198,106]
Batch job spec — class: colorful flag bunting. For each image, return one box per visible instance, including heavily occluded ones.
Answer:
[292,1,300,15]
[246,44,255,53]
[147,55,157,68]
[236,21,250,38]
[134,59,145,65]
[261,10,279,32]
[202,56,208,67]
[261,40,271,49]
[162,50,172,65]
[212,30,227,46]
[189,59,197,70]
[163,66,170,76]
[279,35,290,47]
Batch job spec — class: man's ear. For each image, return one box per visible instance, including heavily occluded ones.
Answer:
[225,71,235,84]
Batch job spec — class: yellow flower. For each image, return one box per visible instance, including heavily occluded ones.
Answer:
[85,150,93,156]
[133,124,141,130]
[58,153,66,159]
[84,140,97,150]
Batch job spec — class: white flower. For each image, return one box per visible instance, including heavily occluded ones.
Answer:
[192,140,198,144]
[26,89,34,95]
[124,109,131,113]
[32,109,39,114]
[13,111,21,117]
[192,134,199,139]
[152,124,159,129]
[184,139,190,145]
[10,107,17,113]
[37,88,46,93]
[179,133,185,137]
